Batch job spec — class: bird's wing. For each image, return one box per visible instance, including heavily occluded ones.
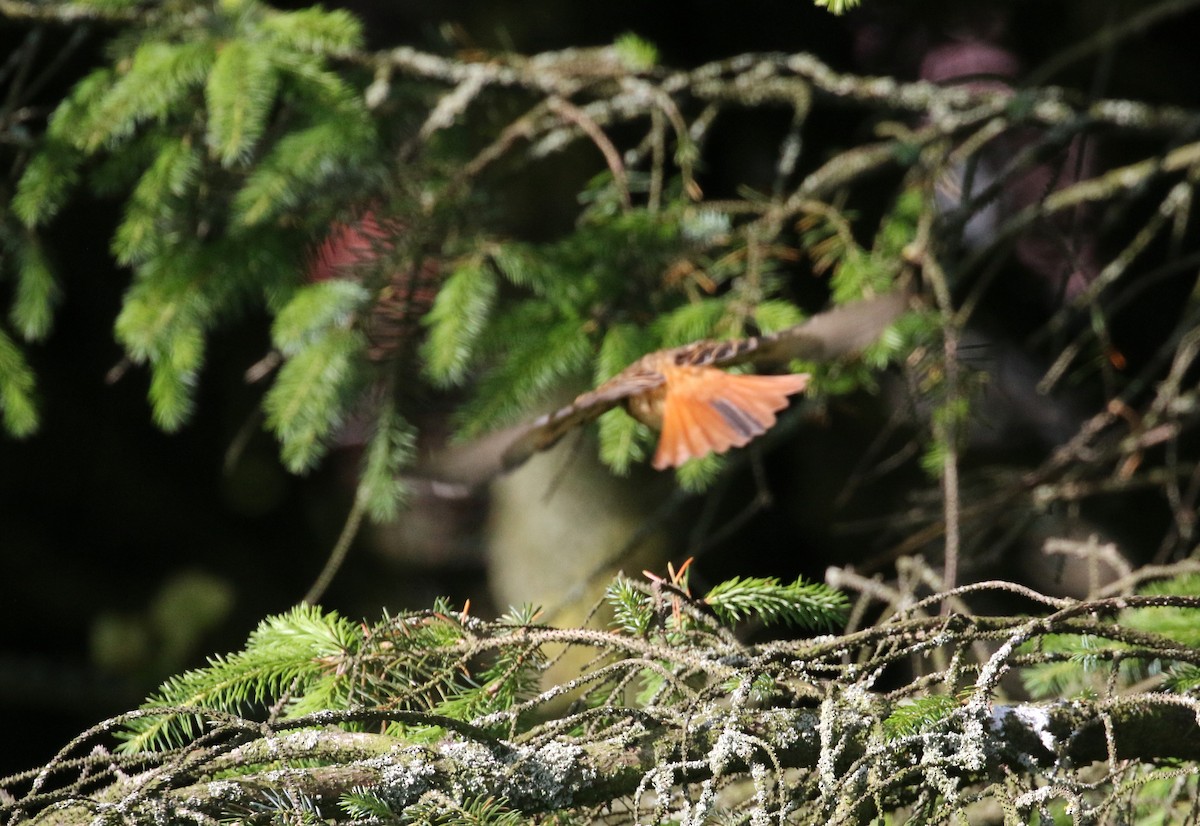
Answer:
[653,367,810,469]
[498,366,665,471]
[708,290,911,369]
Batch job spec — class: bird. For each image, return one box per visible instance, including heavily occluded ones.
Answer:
[496,290,910,472]
[504,341,811,471]
[421,291,909,485]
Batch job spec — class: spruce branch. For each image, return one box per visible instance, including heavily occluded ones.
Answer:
[271,279,371,356]
[0,327,38,437]
[595,324,655,473]
[703,575,849,630]
[11,577,1200,824]
[355,401,417,522]
[420,257,500,388]
[258,5,364,56]
[8,235,60,342]
[264,327,365,472]
[9,140,82,228]
[204,38,280,168]
[111,136,202,265]
[78,40,215,153]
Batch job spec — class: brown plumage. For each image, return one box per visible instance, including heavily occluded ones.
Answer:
[496,291,908,472]
[505,342,812,470]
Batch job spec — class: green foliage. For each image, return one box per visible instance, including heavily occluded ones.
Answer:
[606,577,657,637]
[114,262,210,430]
[339,790,399,822]
[882,695,960,738]
[605,571,849,636]
[118,596,554,754]
[4,0,915,506]
[461,311,594,434]
[255,789,327,824]
[264,327,365,473]
[69,0,144,11]
[598,408,651,477]
[259,6,363,54]
[613,32,658,70]
[421,257,500,388]
[1123,574,1200,646]
[121,571,849,756]
[864,303,930,370]
[10,0,378,455]
[357,402,417,522]
[0,328,39,437]
[448,206,705,433]
[812,0,863,14]
[119,603,361,753]
[656,298,730,346]
[231,116,377,227]
[921,397,970,478]
[1021,576,1200,699]
[593,323,651,387]
[919,436,950,478]
[393,795,525,826]
[205,39,280,167]
[272,278,371,355]
[753,299,806,334]
[1165,663,1200,692]
[80,40,216,153]
[427,197,895,482]
[703,574,849,630]
[803,189,951,479]
[596,323,655,473]
[1021,634,1094,700]
[112,136,203,265]
[674,451,725,491]
[9,235,60,342]
[10,140,82,227]
[800,190,921,305]
[17,575,1200,824]
[427,637,545,727]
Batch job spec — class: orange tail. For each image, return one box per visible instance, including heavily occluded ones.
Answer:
[652,368,809,469]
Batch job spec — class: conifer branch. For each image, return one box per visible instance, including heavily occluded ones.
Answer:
[9,575,1200,823]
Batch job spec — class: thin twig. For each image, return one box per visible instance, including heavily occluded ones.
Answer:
[303,489,368,605]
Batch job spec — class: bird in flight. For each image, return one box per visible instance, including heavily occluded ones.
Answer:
[496,291,908,472]
[505,340,810,471]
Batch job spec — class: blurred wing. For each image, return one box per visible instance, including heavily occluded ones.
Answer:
[653,367,810,469]
[499,368,664,471]
[711,291,910,369]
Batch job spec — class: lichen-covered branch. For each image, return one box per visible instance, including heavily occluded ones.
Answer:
[10,688,1200,824]
[6,581,1200,824]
